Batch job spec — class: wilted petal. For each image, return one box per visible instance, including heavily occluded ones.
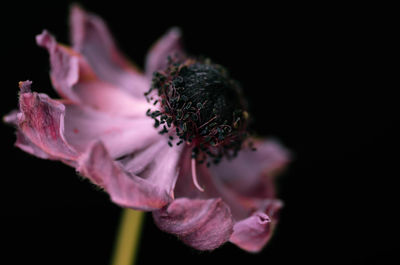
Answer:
[37,30,151,117]
[18,81,78,161]
[14,81,158,164]
[230,212,271,252]
[174,147,226,200]
[145,27,185,78]
[153,198,234,251]
[78,141,176,210]
[70,5,148,97]
[36,30,93,102]
[3,109,19,125]
[210,139,291,198]
[72,81,151,117]
[63,105,158,159]
[174,148,255,218]
[230,200,283,252]
[175,145,285,221]
[119,139,183,191]
[15,130,52,160]
[4,95,64,160]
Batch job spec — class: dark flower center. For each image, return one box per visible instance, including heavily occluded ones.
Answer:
[145,58,250,166]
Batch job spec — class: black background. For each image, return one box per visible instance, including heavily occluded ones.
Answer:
[1,1,398,265]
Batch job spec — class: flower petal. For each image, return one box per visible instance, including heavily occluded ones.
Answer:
[70,5,148,97]
[175,161,254,220]
[14,81,158,163]
[72,81,151,117]
[36,30,93,102]
[153,198,234,251]
[173,147,221,199]
[145,27,186,78]
[4,96,64,161]
[175,142,286,222]
[63,104,158,159]
[17,81,79,161]
[229,200,283,252]
[78,141,176,210]
[3,111,48,158]
[3,109,19,125]
[118,139,183,189]
[209,139,291,198]
[36,30,151,117]
[15,130,52,160]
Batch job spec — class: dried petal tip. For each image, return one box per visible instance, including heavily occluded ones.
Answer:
[19,80,32,94]
[146,58,250,165]
[36,30,53,49]
[230,212,273,253]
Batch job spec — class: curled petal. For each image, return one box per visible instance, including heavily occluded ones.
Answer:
[230,200,283,252]
[153,198,234,251]
[36,30,151,117]
[36,30,93,102]
[78,141,176,210]
[5,109,60,161]
[13,81,158,163]
[17,81,78,161]
[70,5,148,97]
[145,27,185,78]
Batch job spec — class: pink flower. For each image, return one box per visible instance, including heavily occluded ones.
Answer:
[4,6,290,252]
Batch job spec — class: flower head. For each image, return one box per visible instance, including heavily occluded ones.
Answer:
[146,57,249,166]
[4,6,290,252]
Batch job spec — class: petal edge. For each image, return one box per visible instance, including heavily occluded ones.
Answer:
[229,200,283,252]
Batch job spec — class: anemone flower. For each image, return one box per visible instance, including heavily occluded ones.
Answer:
[4,5,290,260]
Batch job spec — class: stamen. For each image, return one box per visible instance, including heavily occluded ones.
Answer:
[198,115,218,130]
[191,158,204,192]
[145,58,250,165]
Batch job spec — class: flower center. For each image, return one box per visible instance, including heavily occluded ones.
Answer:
[145,58,249,166]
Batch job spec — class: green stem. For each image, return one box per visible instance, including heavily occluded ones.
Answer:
[111,209,145,265]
